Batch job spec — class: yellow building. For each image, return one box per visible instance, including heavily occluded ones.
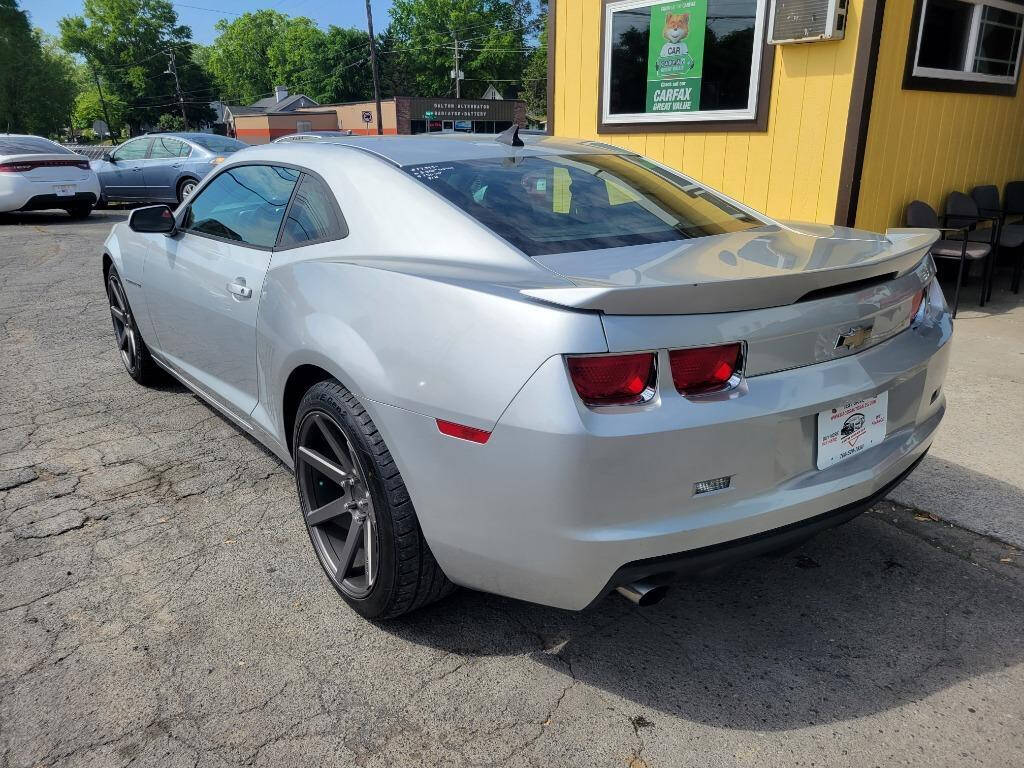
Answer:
[549,0,1024,232]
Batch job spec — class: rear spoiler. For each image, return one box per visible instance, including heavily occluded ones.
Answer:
[520,229,937,315]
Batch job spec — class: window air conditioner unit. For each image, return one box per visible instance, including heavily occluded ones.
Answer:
[768,0,847,44]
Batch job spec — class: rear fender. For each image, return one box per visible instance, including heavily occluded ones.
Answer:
[254,259,608,457]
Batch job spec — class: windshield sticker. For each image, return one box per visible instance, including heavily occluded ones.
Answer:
[408,164,454,181]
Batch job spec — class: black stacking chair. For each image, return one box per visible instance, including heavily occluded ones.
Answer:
[971,184,1024,298]
[905,199,992,317]
[945,191,999,306]
[1004,181,1024,292]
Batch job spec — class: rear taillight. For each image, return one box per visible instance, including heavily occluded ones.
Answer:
[567,352,656,407]
[0,159,89,173]
[669,343,743,396]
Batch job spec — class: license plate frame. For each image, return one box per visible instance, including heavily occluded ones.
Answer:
[816,392,888,470]
[54,184,76,197]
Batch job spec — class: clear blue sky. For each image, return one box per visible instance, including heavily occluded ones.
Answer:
[25,0,395,45]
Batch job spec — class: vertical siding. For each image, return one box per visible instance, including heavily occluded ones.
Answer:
[552,0,866,224]
[856,7,1024,232]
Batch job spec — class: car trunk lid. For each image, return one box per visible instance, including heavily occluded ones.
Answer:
[522,224,935,315]
[0,153,92,182]
[521,224,938,376]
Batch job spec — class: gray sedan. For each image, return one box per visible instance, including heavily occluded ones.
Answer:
[91,133,246,205]
[100,134,951,619]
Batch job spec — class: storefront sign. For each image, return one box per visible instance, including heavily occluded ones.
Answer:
[406,97,519,122]
[645,0,707,113]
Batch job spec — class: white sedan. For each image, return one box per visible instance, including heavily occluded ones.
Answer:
[0,135,101,218]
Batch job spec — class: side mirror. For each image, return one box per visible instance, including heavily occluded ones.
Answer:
[102,151,114,163]
[129,205,176,234]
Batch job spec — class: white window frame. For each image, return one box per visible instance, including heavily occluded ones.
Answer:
[601,0,767,125]
[912,0,1024,85]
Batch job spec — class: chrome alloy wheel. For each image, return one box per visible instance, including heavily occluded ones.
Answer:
[295,411,379,598]
[180,180,197,200]
[107,274,140,376]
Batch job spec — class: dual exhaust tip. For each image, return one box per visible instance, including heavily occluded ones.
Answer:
[615,579,668,608]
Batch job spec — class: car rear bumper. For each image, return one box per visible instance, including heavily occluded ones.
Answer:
[587,448,927,608]
[366,305,952,611]
[18,192,97,211]
[0,174,101,213]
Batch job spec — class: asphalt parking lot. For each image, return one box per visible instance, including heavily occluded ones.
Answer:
[2,210,1023,767]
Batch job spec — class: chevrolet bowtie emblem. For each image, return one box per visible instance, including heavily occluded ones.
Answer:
[835,325,873,351]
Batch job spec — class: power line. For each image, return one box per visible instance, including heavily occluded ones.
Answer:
[173,2,241,15]
[90,43,195,72]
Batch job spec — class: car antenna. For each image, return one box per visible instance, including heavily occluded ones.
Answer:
[495,123,524,148]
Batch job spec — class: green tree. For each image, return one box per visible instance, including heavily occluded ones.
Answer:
[387,0,533,99]
[72,84,126,137]
[321,26,375,102]
[205,10,287,105]
[206,12,379,106]
[376,26,415,97]
[59,0,213,135]
[521,12,547,124]
[268,17,329,101]
[0,0,79,136]
[155,112,185,131]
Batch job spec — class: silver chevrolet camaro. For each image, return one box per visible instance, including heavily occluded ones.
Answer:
[101,133,951,619]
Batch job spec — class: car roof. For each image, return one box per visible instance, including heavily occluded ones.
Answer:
[248,134,634,167]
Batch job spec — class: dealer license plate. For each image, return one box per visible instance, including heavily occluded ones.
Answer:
[54,184,76,197]
[816,392,888,470]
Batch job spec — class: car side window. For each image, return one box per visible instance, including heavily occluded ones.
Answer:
[182,165,299,248]
[278,173,348,247]
[149,137,187,159]
[112,139,151,161]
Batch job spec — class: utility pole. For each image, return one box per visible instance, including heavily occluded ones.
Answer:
[165,50,189,130]
[452,32,461,99]
[88,60,114,140]
[364,0,383,135]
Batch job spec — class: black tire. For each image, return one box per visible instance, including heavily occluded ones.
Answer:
[292,379,454,619]
[67,204,92,219]
[105,266,161,385]
[177,177,198,203]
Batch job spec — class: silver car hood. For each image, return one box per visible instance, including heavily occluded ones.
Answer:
[522,224,937,315]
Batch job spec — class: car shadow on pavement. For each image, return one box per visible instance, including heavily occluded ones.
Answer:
[0,210,128,226]
[381,512,1024,730]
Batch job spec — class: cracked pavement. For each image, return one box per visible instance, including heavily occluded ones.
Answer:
[2,210,1023,767]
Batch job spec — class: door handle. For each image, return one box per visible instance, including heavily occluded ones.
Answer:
[227,279,252,299]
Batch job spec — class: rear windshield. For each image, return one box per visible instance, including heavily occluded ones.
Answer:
[403,154,763,256]
[190,135,246,154]
[0,137,70,155]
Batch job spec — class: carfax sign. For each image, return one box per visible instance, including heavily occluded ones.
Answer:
[645,0,707,113]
